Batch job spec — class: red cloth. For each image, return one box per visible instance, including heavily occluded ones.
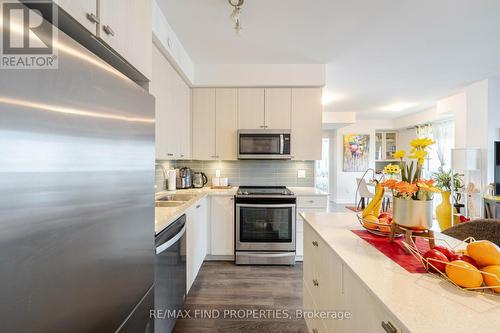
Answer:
[351,230,430,273]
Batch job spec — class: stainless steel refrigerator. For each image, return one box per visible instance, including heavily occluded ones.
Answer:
[0,9,155,333]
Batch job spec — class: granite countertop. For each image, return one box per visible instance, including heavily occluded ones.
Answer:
[154,187,237,235]
[289,187,329,196]
[154,186,324,235]
[301,212,500,333]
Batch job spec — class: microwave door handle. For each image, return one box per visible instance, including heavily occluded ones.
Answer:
[280,134,284,154]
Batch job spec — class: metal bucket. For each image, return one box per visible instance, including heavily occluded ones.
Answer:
[393,197,433,229]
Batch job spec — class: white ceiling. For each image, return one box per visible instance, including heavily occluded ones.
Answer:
[157,0,500,119]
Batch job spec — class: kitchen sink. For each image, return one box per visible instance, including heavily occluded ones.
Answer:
[155,201,185,208]
[156,193,196,202]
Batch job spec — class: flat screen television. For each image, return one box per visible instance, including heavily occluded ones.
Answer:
[496,141,500,195]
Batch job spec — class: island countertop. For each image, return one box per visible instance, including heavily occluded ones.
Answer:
[300,212,499,333]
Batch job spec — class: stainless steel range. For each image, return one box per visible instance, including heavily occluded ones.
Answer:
[235,186,296,265]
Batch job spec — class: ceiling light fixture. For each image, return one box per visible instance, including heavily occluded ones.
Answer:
[379,102,417,112]
[228,0,244,34]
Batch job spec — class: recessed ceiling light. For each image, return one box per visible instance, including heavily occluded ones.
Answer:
[322,93,345,105]
[379,102,417,112]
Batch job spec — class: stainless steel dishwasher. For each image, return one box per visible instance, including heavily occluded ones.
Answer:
[155,215,187,333]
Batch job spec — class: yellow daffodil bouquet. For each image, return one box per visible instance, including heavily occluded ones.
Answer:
[380,138,441,201]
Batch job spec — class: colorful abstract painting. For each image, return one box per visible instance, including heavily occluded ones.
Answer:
[343,134,370,172]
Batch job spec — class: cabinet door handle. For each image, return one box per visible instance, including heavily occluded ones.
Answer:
[312,240,318,247]
[312,329,319,333]
[86,12,100,24]
[381,321,397,333]
[167,153,174,157]
[180,154,185,158]
[312,279,319,287]
[102,25,115,36]
[308,200,315,203]
[211,155,219,159]
[230,197,234,201]
[196,205,201,209]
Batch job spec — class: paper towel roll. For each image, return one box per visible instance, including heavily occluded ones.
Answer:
[167,169,177,191]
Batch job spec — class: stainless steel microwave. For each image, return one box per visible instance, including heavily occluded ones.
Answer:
[238,129,291,159]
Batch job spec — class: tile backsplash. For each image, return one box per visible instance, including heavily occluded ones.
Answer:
[155,160,314,191]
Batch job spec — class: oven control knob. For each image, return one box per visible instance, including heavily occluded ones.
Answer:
[243,191,249,195]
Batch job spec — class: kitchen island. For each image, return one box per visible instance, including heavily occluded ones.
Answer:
[301,212,499,333]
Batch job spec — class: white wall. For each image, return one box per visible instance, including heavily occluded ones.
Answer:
[397,128,417,157]
[193,64,326,87]
[487,77,500,183]
[152,0,195,85]
[434,79,500,187]
[322,112,356,129]
[463,80,489,184]
[333,120,395,204]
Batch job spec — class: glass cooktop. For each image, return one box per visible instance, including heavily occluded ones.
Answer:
[237,186,294,196]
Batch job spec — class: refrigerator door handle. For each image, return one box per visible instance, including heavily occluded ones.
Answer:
[155,225,186,255]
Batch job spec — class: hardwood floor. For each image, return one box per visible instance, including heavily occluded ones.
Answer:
[173,261,308,333]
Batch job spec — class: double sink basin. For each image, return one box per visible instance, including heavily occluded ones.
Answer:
[155,193,196,208]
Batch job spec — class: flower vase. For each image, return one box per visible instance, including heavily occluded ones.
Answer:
[435,191,454,231]
[392,197,433,230]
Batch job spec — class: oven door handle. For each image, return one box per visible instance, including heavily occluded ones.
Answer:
[236,203,296,208]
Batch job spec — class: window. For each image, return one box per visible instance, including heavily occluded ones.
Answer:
[416,121,454,177]
[315,138,329,193]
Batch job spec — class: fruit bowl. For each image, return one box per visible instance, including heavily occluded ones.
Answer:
[402,237,500,296]
[356,213,402,237]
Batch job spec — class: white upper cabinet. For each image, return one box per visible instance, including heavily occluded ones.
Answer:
[238,88,265,129]
[192,89,216,160]
[175,74,192,159]
[98,0,152,79]
[238,88,292,130]
[58,0,152,79]
[151,44,191,160]
[264,88,291,129]
[192,87,323,161]
[55,0,98,34]
[291,88,322,160]
[215,89,238,160]
[192,88,238,160]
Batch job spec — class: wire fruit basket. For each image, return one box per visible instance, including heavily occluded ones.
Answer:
[355,168,401,237]
[402,236,500,296]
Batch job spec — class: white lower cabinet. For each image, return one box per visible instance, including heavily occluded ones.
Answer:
[209,196,235,256]
[303,223,404,333]
[296,197,328,260]
[342,267,404,333]
[186,197,208,293]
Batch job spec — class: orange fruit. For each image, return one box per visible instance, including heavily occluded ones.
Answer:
[445,260,483,288]
[466,240,500,267]
[362,215,379,230]
[481,265,500,293]
[379,225,391,233]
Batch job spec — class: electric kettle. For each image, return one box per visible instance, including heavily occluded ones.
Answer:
[192,172,208,188]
